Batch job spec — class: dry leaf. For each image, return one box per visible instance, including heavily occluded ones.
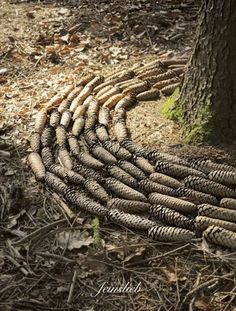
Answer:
[26,11,35,19]
[106,243,146,263]
[7,209,26,229]
[161,266,186,283]
[60,46,71,55]
[194,297,211,311]
[77,251,109,278]
[18,106,30,119]
[106,243,125,260]
[104,13,122,25]
[69,33,80,45]
[57,230,94,250]
[123,246,146,263]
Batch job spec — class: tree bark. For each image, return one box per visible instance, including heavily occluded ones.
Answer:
[180,0,236,144]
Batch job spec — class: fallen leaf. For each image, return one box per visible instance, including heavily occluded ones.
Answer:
[60,46,71,55]
[104,13,122,25]
[7,209,26,229]
[26,11,35,19]
[106,243,125,260]
[194,297,211,311]
[18,106,30,119]
[69,33,80,45]
[133,24,146,35]
[161,266,186,283]
[106,243,146,263]
[57,230,94,250]
[123,246,146,263]
[77,250,109,278]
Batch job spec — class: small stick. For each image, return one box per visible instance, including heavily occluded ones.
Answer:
[52,192,84,225]
[182,278,218,306]
[12,219,67,245]
[6,240,34,275]
[223,288,236,311]
[67,270,78,303]
[5,254,29,276]
[127,243,191,266]
[52,192,75,219]
[36,251,75,263]
[189,273,201,311]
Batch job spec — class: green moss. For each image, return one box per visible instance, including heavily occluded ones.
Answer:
[91,216,102,248]
[160,87,183,123]
[161,87,214,144]
[183,104,213,144]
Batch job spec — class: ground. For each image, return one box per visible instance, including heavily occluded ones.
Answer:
[0,1,236,310]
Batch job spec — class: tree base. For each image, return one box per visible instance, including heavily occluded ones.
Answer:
[161,89,214,145]
[182,104,213,144]
[160,87,183,123]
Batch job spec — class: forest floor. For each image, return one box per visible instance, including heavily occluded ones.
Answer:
[0,0,236,310]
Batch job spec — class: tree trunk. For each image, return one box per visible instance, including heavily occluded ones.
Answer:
[180,0,236,144]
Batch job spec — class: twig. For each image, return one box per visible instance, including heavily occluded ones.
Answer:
[175,258,180,306]
[52,192,74,219]
[5,254,29,276]
[0,284,18,296]
[52,192,84,225]
[182,278,218,306]
[127,243,191,266]
[222,285,236,311]
[34,54,45,68]
[6,240,34,275]
[138,275,168,311]
[36,251,75,264]
[0,227,25,238]
[67,270,78,303]
[189,273,201,311]
[12,219,67,245]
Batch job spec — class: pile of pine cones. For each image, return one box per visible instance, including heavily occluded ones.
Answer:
[28,57,236,250]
